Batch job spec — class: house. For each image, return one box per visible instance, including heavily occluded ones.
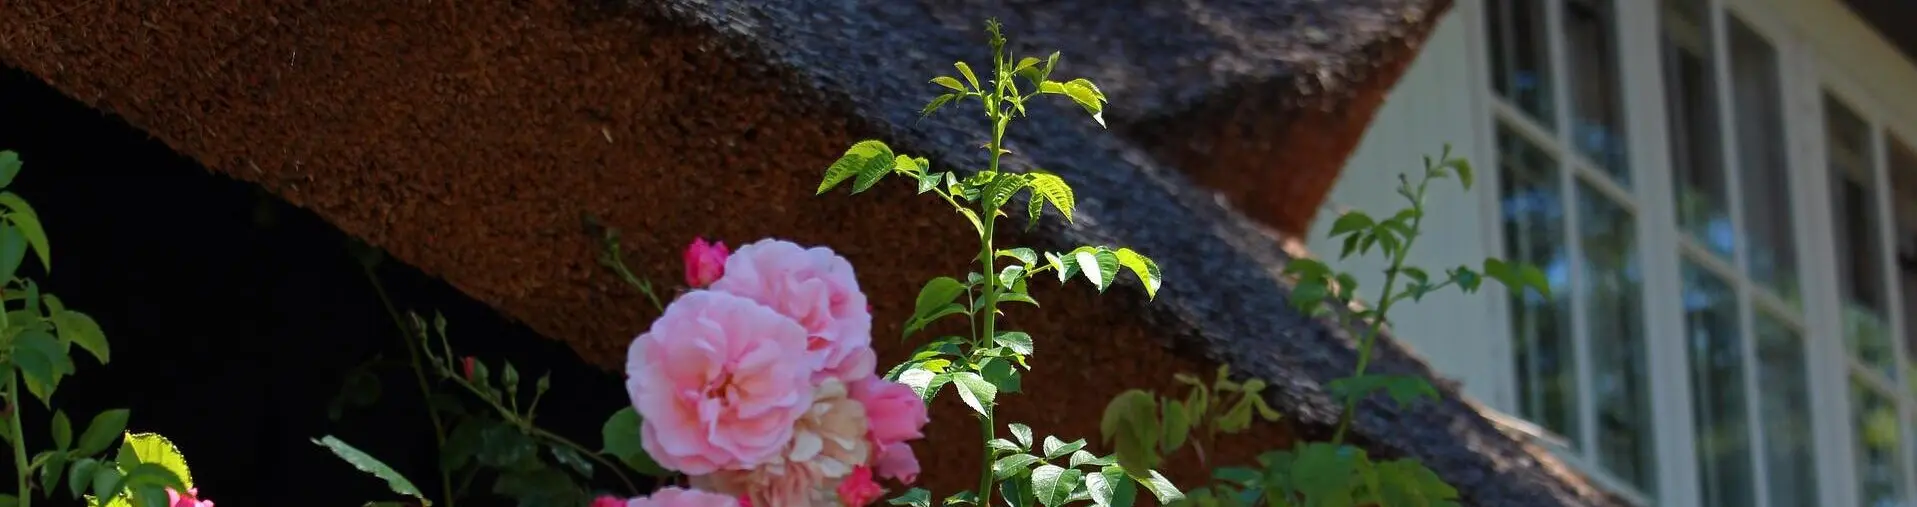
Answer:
[0,0,1674,506]
[1310,0,1917,505]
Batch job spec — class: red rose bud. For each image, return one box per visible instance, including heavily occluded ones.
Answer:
[683,237,730,288]
[461,356,476,381]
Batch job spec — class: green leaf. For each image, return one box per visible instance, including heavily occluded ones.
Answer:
[119,463,186,506]
[1027,172,1076,223]
[599,407,667,476]
[1074,248,1120,291]
[994,453,1043,479]
[1087,466,1137,507]
[989,439,1025,454]
[1328,374,1440,408]
[1009,423,1035,449]
[1518,263,1551,298]
[14,329,71,404]
[0,151,20,188]
[897,368,944,401]
[922,94,960,118]
[1133,470,1184,504]
[53,311,110,365]
[1042,436,1086,459]
[998,248,1039,266]
[818,140,895,194]
[0,224,25,282]
[119,432,192,490]
[549,445,594,478]
[51,410,71,451]
[889,488,931,507]
[1329,212,1375,237]
[955,62,981,89]
[1372,459,1460,507]
[903,303,968,339]
[1002,478,1035,507]
[995,331,1034,355]
[1069,450,1115,468]
[1112,248,1162,299]
[943,491,979,507]
[913,277,967,321]
[1031,464,1083,507]
[953,372,997,416]
[1161,398,1190,453]
[980,358,1021,394]
[68,458,98,499]
[984,172,1029,211]
[0,193,48,272]
[1292,443,1362,507]
[39,450,66,494]
[75,410,129,456]
[932,76,966,91]
[999,265,1027,291]
[313,435,423,500]
[1015,57,1042,74]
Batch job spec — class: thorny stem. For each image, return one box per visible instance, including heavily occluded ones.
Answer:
[972,75,1016,506]
[436,346,642,496]
[1330,181,1428,445]
[600,236,667,313]
[7,374,26,507]
[362,265,458,507]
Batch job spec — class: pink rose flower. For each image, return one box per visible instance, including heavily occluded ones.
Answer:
[835,467,883,507]
[709,239,875,383]
[628,291,815,474]
[627,487,746,507]
[685,237,731,288]
[695,465,833,507]
[593,496,628,507]
[166,487,213,507]
[848,377,928,449]
[872,443,920,484]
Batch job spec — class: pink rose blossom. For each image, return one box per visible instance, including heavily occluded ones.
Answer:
[626,487,746,507]
[709,239,874,383]
[835,467,883,507]
[166,487,214,507]
[628,291,815,474]
[695,465,834,507]
[787,378,871,478]
[594,496,629,507]
[848,377,927,449]
[872,443,920,484]
[685,238,731,288]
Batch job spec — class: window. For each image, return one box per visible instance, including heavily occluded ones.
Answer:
[1487,0,1656,494]
[1657,5,1821,506]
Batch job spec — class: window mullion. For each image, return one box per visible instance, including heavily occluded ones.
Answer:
[1543,0,1601,459]
[1865,119,1917,505]
[1616,0,1698,504]
[1785,47,1862,507]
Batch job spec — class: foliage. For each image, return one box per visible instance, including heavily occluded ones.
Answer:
[0,151,191,507]
[816,19,1170,507]
[1098,147,1551,507]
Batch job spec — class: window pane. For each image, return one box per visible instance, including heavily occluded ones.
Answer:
[1565,0,1631,182]
[1729,17,1799,303]
[1755,315,1818,507]
[1486,0,1553,125]
[1890,139,1917,367]
[1500,124,1579,441]
[1682,262,1749,506]
[1826,94,1896,375]
[1662,12,1732,257]
[1580,182,1654,490]
[1852,377,1906,507]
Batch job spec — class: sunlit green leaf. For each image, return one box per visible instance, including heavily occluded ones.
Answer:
[120,433,192,490]
[1042,436,1086,460]
[889,488,931,507]
[818,140,895,195]
[994,454,1042,479]
[955,62,981,89]
[1009,423,1035,449]
[1112,248,1161,299]
[932,76,966,92]
[1031,464,1083,507]
[1027,172,1076,223]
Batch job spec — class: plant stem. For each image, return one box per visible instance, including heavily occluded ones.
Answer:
[973,108,1009,506]
[7,372,26,507]
[362,266,458,507]
[444,366,642,496]
[1330,197,1425,445]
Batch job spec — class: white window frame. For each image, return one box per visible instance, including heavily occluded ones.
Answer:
[1466,0,1917,505]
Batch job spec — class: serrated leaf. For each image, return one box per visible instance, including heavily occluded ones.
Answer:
[314,436,422,500]
[68,458,98,499]
[1112,248,1162,299]
[922,94,959,117]
[1075,248,1120,291]
[1087,466,1136,507]
[1015,57,1042,74]
[943,491,979,507]
[897,368,940,401]
[953,372,996,415]
[955,62,980,89]
[75,410,128,456]
[1069,450,1113,468]
[120,433,192,490]
[0,193,49,271]
[39,450,66,494]
[1161,399,1190,452]
[984,172,1029,211]
[1329,212,1375,237]
[1059,79,1107,128]
[1009,423,1035,448]
[603,406,674,478]
[997,248,1039,266]
[1043,436,1086,459]
[1002,477,1035,507]
[980,358,1021,394]
[903,303,968,339]
[818,140,895,194]
[994,331,1034,355]
[1032,465,1083,507]
[989,439,1025,454]
[52,311,109,364]
[1027,172,1076,222]
[994,454,1043,479]
[999,265,1027,291]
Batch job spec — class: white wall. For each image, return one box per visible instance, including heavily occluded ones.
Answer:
[1304,9,1508,408]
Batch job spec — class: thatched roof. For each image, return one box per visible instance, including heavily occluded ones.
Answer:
[0,0,1621,505]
